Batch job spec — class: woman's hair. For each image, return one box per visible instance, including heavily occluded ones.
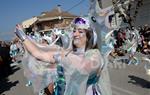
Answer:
[71,17,98,51]
[72,28,98,51]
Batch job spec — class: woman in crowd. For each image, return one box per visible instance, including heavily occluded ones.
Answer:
[15,17,112,95]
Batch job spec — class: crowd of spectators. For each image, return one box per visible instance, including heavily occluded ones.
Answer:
[111,24,150,56]
[1,23,149,69]
[138,25,150,54]
[0,40,12,77]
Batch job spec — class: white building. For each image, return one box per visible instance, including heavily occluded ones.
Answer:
[101,0,112,8]
[100,0,150,26]
[22,17,38,28]
[135,0,150,26]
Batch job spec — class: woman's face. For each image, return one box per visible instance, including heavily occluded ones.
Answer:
[73,28,87,48]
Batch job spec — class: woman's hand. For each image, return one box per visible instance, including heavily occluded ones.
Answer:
[14,24,27,42]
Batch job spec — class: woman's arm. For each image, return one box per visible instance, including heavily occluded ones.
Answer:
[23,39,57,63]
[15,24,60,63]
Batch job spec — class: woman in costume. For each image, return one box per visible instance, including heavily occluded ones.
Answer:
[15,17,112,95]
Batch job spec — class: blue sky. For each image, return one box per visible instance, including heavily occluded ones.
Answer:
[0,0,89,41]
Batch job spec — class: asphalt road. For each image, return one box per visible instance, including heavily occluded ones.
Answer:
[108,59,150,95]
[0,56,150,95]
[0,62,34,95]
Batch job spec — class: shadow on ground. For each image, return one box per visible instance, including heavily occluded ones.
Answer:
[128,75,150,89]
[0,44,21,94]
[0,65,20,94]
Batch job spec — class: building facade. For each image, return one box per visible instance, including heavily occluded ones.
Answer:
[101,0,112,8]
[22,6,78,34]
[135,0,150,26]
[36,7,78,33]
[99,0,150,27]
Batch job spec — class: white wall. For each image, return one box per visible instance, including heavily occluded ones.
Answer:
[101,0,112,8]
[135,0,150,26]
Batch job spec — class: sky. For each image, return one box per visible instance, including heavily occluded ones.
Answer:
[0,0,89,41]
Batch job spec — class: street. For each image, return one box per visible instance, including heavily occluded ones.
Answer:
[108,59,150,95]
[0,57,150,95]
[0,62,34,95]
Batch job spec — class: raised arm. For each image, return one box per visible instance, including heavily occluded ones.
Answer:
[14,24,59,63]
